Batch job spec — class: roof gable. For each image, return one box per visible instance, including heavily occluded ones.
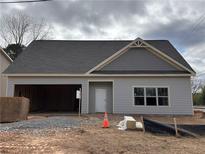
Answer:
[87,38,195,75]
[98,48,182,72]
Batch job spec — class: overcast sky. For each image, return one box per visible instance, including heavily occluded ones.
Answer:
[0,0,205,76]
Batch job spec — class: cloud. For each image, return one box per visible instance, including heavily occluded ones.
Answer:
[1,0,205,42]
[1,0,148,39]
[142,0,205,48]
[0,0,205,74]
[17,0,147,34]
[182,42,205,73]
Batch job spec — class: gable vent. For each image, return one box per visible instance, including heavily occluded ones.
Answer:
[130,40,147,48]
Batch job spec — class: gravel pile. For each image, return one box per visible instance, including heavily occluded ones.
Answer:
[0,116,81,132]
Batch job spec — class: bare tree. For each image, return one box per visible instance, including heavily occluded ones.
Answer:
[30,18,52,43]
[191,77,202,95]
[0,11,52,46]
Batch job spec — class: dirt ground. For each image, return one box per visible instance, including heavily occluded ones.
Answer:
[1,114,205,154]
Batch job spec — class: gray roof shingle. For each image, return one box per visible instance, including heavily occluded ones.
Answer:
[4,40,194,74]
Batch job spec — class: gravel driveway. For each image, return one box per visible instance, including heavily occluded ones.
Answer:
[0,116,82,132]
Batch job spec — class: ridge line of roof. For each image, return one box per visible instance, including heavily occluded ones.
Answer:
[34,39,169,42]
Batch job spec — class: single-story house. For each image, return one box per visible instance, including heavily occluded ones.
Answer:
[3,38,195,115]
[0,47,12,96]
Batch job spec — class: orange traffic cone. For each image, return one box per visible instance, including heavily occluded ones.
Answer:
[103,112,109,128]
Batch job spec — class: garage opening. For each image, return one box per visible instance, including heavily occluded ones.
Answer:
[14,85,81,113]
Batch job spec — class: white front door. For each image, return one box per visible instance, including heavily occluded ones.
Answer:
[95,88,107,112]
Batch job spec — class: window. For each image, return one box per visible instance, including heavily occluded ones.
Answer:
[146,88,157,106]
[134,88,144,105]
[158,88,168,106]
[134,87,169,106]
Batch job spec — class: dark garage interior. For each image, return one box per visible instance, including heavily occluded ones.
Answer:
[14,85,81,113]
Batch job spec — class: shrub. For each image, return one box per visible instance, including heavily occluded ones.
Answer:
[193,86,205,106]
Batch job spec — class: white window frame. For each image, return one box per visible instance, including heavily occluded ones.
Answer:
[133,86,170,107]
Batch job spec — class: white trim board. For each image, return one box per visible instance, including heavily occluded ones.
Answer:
[3,73,192,77]
[85,37,195,75]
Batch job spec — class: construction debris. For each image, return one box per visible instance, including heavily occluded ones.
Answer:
[117,116,143,130]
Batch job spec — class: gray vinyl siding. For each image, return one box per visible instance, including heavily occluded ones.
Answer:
[0,51,11,96]
[88,83,95,113]
[101,48,180,71]
[7,76,193,115]
[113,77,193,115]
